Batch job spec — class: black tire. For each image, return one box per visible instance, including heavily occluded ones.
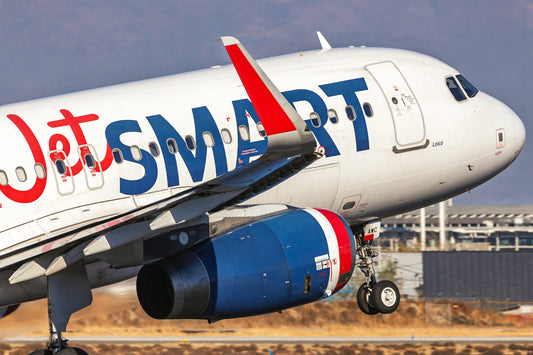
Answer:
[356,283,379,315]
[371,280,400,314]
[56,348,89,355]
[28,350,52,355]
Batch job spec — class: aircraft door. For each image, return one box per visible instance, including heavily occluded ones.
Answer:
[48,150,75,195]
[366,62,428,152]
[78,144,104,190]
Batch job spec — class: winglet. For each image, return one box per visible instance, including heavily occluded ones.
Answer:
[316,31,332,50]
[221,36,316,157]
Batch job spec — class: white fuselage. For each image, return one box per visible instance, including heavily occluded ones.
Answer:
[0,47,525,255]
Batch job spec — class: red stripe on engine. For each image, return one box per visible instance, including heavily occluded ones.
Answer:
[316,209,352,292]
[224,44,297,136]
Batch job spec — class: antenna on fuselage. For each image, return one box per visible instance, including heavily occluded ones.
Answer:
[316,31,332,50]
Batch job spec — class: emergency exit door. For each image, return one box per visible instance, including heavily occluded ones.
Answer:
[366,62,428,152]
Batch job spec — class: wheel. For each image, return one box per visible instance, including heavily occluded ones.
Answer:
[371,280,400,314]
[28,346,88,355]
[28,350,52,355]
[56,348,89,355]
[356,283,379,315]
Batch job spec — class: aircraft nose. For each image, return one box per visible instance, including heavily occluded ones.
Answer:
[502,100,526,153]
[513,110,526,152]
[479,93,525,168]
[494,97,526,166]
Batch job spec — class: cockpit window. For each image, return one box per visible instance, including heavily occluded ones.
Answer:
[446,76,467,102]
[456,75,479,98]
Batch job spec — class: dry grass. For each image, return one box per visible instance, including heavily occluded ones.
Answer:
[1,291,532,338]
[1,289,532,354]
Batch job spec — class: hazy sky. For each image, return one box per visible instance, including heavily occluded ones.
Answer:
[0,0,531,205]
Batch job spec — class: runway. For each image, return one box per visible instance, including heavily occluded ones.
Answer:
[4,335,533,345]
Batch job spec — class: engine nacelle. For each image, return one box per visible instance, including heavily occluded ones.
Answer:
[137,208,355,321]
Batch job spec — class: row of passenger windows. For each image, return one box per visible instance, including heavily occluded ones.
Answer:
[1,103,377,179]
[1,157,99,185]
[446,74,479,102]
[0,164,46,186]
[312,105,374,127]
[112,104,374,164]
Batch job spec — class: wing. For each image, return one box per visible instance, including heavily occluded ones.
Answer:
[2,36,319,283]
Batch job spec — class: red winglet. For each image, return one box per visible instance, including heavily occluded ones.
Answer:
[222,37,297,136]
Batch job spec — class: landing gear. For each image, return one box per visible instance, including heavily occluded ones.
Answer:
[372,280,400,314]
[356,282,378,315]
[28,262,92,355]
[29,347,88,355]
[353,223,400,315]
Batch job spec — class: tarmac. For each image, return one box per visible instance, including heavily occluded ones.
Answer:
[4,335,533,345]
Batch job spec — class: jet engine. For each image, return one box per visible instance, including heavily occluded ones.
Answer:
[137,208,355,321]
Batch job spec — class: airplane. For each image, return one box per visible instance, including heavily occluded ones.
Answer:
[0,32,525,354]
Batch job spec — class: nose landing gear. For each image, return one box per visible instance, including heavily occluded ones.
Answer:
[354,223,400,315]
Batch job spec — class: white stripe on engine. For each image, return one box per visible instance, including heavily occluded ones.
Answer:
[304,208,340,297]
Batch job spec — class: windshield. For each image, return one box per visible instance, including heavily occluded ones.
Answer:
[446,76,467,102]
[456,75,479,98]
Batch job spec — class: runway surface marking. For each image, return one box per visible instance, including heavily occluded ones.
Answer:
[4,336,533,344]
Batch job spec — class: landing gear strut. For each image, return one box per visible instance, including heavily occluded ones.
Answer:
[354,223,400,315]
[28,262,91,355]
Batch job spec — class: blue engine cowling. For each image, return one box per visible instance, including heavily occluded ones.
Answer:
[137,208,355,321]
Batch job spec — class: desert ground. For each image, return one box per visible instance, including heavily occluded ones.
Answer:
[1,281,532,354]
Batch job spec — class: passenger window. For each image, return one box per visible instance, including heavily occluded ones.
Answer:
[112,148,124,164]
[327,109,338,124]
[0,170,7,186]
[345,106,356,121]
[456,75,479,98]
[55,159,68,175]
[16,167,27,182]
[34,163,46,179]
[149,142,160,157]
[221,129,232,144]
[185,136,196,150]
[256,122,266,137]
[363,103,373,117]
[167,139,178,154]
[131,145,142,161]
[84,154,96,169]
[238,125,250,141]
[202,132,215,147]
[446,77,467,102]
[309,112,321,127]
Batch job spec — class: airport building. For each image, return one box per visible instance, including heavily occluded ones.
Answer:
[358,203,533,306]
[379,202,533,252]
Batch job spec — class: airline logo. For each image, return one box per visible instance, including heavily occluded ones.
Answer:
[2,77,371,203]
